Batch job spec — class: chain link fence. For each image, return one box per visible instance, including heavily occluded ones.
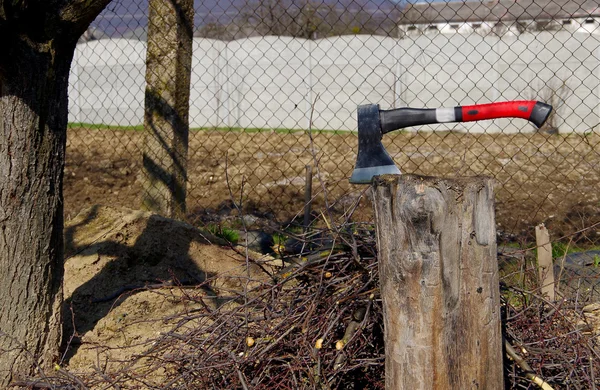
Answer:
[66,0,600,248]
[57,2,600,386]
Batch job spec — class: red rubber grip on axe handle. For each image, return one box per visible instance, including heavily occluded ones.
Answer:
[461,101,537,122]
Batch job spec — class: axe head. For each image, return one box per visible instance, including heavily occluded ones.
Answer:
[349,104,401,184]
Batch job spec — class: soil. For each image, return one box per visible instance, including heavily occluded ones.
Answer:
[62,205,276,376]
[64,127,600,244]
[57,127,600,385]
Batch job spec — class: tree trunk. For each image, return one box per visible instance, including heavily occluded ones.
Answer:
[0,0,111,385]
[143,0,194,219]
[371,174,504,390]
[0,40,74,385]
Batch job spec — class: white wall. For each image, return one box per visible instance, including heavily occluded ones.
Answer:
[68,31,600,132]
[69,39,146,126]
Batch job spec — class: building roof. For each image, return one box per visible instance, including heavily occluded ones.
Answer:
[399,0,600,25]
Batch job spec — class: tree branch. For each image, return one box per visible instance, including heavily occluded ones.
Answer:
[0,0,113,40]
[58,0,114,36]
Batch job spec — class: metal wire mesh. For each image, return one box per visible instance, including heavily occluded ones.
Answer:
[66,0,600,249]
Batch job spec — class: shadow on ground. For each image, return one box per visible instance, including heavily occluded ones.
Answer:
[61,205,266,364]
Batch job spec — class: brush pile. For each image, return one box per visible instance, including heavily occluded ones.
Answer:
[132,224,386,389]
[20,223,600,389]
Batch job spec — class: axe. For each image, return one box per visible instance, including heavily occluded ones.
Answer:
[350,100,552,184]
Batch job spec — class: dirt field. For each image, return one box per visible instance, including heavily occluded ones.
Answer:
[58,130,600,386]
[65,127,600,244]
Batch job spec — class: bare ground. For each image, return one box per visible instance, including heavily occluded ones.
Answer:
[41,127,600,387]
[65,127,600,244]
[62,206,275,377]
[53,205,600,388]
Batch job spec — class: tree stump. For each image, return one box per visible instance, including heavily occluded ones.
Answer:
[371,174,504,389]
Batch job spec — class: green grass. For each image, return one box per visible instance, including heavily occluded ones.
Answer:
[549,242,600,259]
[68,122,145,131]
[510,240,600,260]
[272,232,288,247]
[272,225,305,247]
[67,122,352,134]
[551,241,576,259]
[499,241,525,249]
[500,242,600,308]
[196,126,309,134]
[206,224,239,245]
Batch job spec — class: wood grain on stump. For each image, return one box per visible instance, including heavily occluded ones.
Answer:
[371,174,503,390]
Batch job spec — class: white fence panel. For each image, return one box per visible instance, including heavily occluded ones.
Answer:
[310,35,398,131]
[190,39,226,128]
[68,32,600,132]
[399,33,500,133]
[69,39,146,126]
[224,36,311,130]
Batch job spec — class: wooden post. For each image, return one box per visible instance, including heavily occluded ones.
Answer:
[535,223,555,301]
[371,174,504,389]
[142,0,194,219]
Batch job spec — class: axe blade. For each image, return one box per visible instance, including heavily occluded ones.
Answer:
[349,104,401,184]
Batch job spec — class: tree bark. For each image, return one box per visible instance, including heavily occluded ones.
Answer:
[143,0,194,219]
[0,39,70,389]
[0,0,111,385]
[371,174,504,390]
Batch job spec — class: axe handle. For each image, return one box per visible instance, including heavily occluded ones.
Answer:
[380,100,552,133]
[460,101,551,128]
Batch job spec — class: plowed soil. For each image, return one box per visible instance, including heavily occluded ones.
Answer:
[65,127,600,244]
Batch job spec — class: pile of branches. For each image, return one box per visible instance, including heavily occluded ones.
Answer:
[128,225,385,389]
[22,224,600,389]
[502,272,600,389]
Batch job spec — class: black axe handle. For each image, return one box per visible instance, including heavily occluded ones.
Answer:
[380,101,552,134]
